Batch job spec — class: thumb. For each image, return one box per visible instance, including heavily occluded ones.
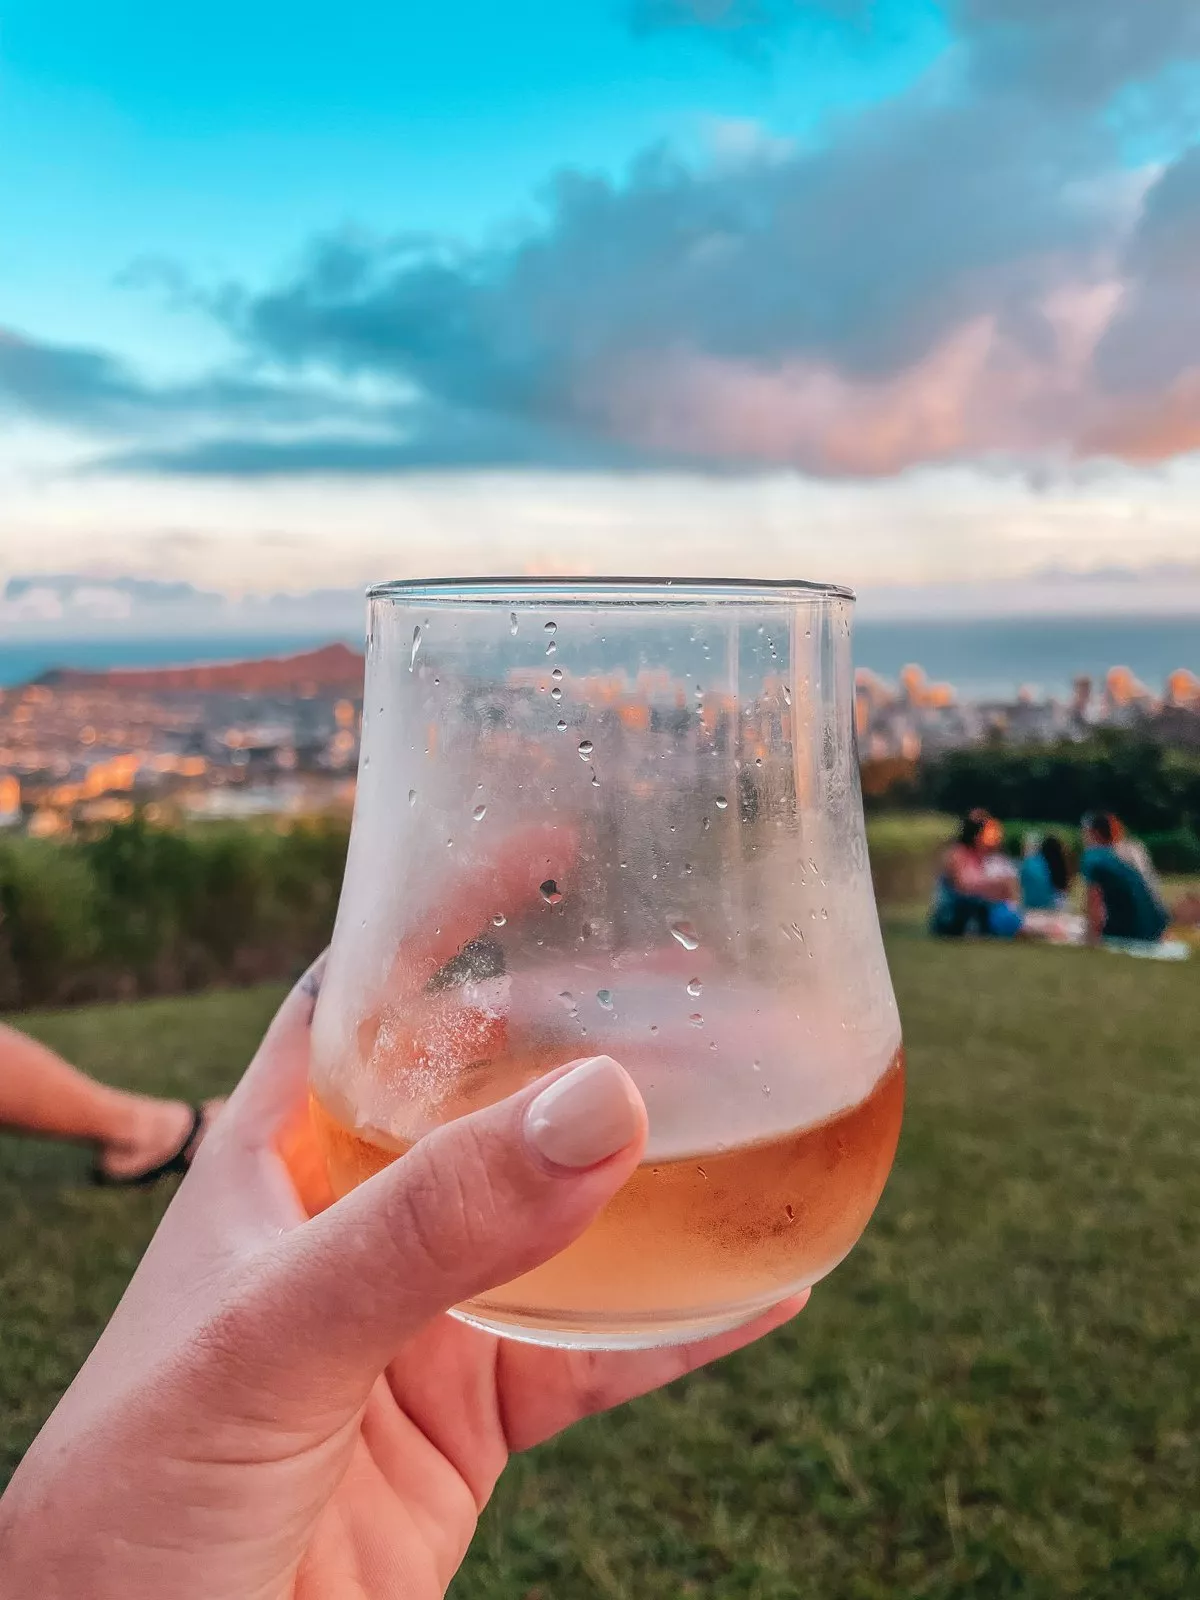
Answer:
[240,1055,646,1412]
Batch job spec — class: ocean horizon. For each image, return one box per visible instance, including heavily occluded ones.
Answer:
[1,614,1197,701]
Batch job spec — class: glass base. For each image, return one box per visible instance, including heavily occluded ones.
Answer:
[449,1285,806,1350]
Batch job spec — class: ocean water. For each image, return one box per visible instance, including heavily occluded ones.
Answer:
[0,616,1196,700]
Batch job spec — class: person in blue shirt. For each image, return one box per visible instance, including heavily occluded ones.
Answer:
[1020,831,1072,911]
[930,810,1024,938]
[1080,812,1170,946]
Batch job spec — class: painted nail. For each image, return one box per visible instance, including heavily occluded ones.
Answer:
[524,1056,641,1170]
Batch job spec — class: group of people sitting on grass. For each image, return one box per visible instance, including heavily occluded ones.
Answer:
[930,807,1192,948]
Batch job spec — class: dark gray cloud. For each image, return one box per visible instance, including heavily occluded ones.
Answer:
[0,326,383,433]
[957,0,1200,109]
[0,332,151,429]
[1094,144,1200,392]
[105,404,655,476]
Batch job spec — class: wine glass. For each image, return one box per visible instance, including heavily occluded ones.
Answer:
[310,578,903,1349]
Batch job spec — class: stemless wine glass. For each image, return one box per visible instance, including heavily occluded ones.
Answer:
[310,578,903,1349]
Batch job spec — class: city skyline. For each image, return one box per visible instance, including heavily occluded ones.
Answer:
[4,2,1200,599]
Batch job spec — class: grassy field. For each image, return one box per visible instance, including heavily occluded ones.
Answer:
[2,930,1198,1597]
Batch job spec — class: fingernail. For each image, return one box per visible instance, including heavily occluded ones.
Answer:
[524,1056,641,1170]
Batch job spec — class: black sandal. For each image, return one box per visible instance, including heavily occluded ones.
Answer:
[92,1103,207,1188]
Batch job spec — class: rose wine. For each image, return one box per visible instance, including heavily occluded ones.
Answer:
[309,1019,903,1341]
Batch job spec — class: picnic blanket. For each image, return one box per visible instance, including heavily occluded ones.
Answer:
[1022,908,1192,960]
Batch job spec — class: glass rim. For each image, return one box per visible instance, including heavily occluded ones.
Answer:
[367,575,856,606]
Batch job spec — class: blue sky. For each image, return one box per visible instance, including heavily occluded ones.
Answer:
[3,0,1200,612]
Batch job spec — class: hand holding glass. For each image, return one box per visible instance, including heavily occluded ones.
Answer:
[311,579,903,1348]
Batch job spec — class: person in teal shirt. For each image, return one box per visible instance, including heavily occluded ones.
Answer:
[1019,832,1072,911]
[1080,813,1169,945]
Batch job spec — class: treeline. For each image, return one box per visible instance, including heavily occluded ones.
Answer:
[873,732,1200,874]
[0,816,348,1010]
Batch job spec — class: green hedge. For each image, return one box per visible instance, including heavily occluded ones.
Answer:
[919,732,1200,838]
[0,816,349,1010]
[866,813,954,905]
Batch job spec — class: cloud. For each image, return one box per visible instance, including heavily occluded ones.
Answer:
[0,325,398,438]
[627,0,871,58]
[957,0,1200,110]
[628,0,1200,108]
[6,2,1200,481]
[0,571,367,636]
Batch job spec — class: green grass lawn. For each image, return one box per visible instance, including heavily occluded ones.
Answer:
[3,933,1199,1598]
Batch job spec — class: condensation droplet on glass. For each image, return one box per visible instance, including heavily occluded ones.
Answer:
[590,771,600,787]
[492,913,506,928]
[472,804,487,822]
[751,1059,761,1072]
[409,625,422,670]
[761,1084,772,1097]
[686,977,702,998]
[669,919,700,951]
[696,1165,708,1180]
[783,685,792,706]
[446,838,454,849]
[821,907,829,920]
[702,816,711,832]
[557,718,567,731]
[539,879,563,906]
[791,921,806,942]
[546,639,556,655]
[708,1040,717,1052]
[715,795,728,811]
[689,1012,704,1028]
[596,989,614,1011]
[408,789,417,806]
[544,620,557,635]
[754,757,762,767]
[551,667,563,681]
[785,1204,795,1222]
[684,862,693,874]
[551,686,562,702]
[557,990,576,1013]
[649,1023,659,1034]
[578,740,594,760]
[509,612,519,636]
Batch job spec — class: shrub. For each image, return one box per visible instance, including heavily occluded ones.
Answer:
[1143,828,1200,876]
[866,813,953,905]
[0,816,349,1012]
[919,733,1200,838]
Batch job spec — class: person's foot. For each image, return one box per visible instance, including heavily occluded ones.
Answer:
[97,1098,224,1183]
